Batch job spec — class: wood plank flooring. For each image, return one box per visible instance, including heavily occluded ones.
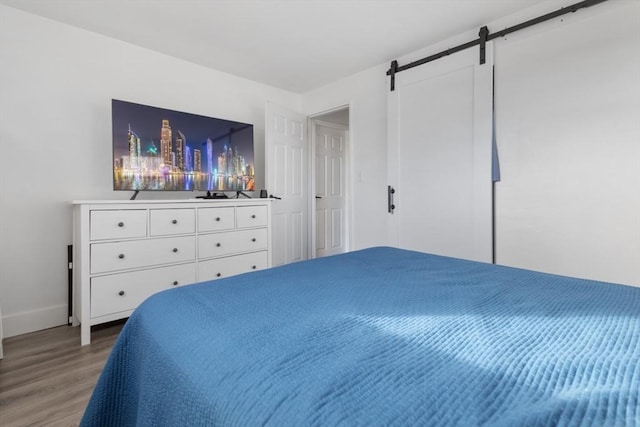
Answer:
[0,321,124,427]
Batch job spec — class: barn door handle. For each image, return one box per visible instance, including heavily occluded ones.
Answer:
[388,186,396,214]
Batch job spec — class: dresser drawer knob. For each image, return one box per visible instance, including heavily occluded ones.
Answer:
[252,265,257,270]
[172,248,178,253]
[173,280,179,286]
[252,238,257,242]
[216,243,221,247]
[216,273,222,277]
[251,214,256,219]
[118,253,125,259]
[118,290,125,296]
[117,222,124,227]
[215,217,221,222]
[172,219,178,224]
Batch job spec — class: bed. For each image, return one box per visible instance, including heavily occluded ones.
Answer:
[81,247,639,426]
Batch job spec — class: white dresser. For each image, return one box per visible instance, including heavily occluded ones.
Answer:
[72,199,271,345]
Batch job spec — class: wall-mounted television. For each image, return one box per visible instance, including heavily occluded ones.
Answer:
[112,99,255,193]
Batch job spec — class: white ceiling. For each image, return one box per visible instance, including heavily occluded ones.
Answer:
[0,0,545,93]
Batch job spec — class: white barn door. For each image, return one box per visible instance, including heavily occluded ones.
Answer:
[265,102,309,266]
[388,45,494,263]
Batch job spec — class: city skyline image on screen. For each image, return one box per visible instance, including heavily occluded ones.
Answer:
[112,99,255,192]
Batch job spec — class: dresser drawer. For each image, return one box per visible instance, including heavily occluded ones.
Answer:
[150,209,195,236]
[90,210,147,240]
[198,228,268,259]
[91,235,196,274]
[236,205,268,228]
[91,263,197,319]
[198,251,268,282]
[198,207,235,232]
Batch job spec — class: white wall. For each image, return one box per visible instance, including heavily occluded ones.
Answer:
[303,0,640,286]
[0,5,300,337]
[302,65,391,250]
[494,1,640,285]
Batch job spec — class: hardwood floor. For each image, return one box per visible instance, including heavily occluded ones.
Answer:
[0,321,124,427]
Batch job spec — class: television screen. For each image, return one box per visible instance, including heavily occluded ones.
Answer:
[112,99,255,192]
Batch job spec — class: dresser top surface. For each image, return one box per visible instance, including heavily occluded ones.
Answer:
[72,199,271,206]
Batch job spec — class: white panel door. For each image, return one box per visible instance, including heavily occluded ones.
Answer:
[315,121,348,258]
[265,102,308,266]
[388,45,493,263]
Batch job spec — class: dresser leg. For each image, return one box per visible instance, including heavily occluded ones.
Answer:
[81,324,91,346]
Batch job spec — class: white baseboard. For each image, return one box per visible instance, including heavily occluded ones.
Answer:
[2,304,69,338]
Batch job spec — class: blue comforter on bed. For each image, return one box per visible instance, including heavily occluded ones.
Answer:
[82,247,640,426]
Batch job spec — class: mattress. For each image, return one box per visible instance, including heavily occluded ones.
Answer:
[81,247,640,426]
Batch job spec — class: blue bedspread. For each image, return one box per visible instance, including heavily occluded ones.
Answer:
[82,247,640,426]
